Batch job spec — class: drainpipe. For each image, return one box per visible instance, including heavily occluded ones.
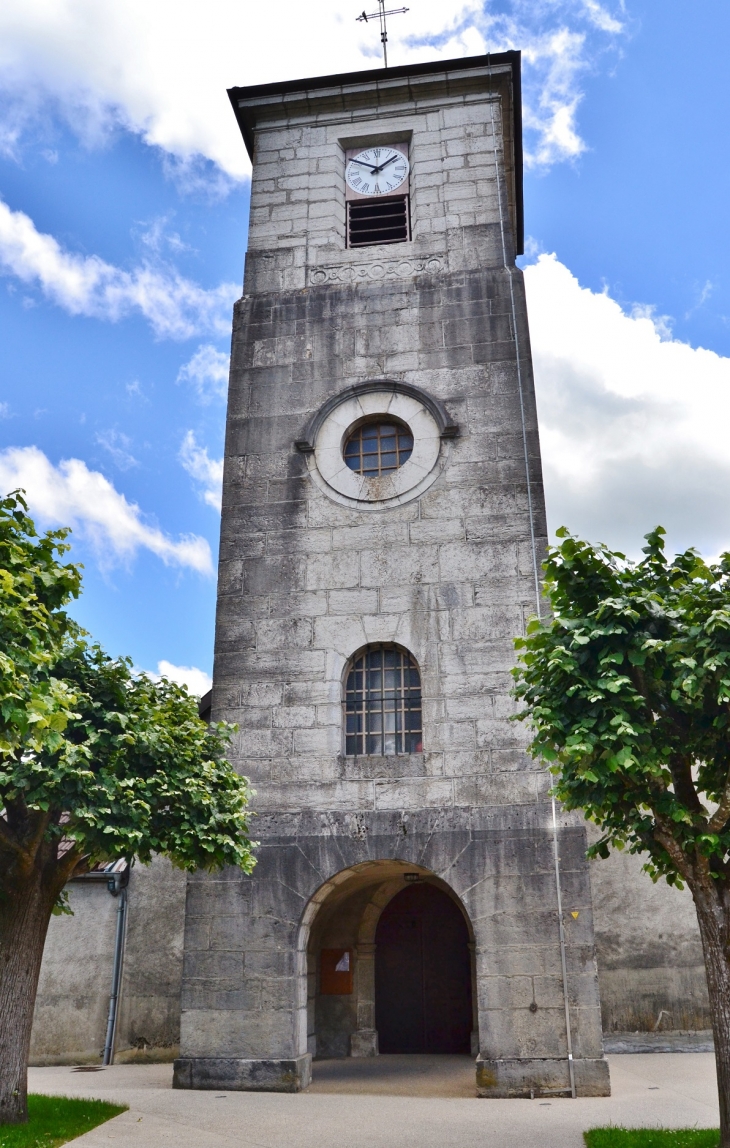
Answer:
[102,868,129,1066]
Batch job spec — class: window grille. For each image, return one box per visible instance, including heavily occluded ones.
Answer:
[343,421,413,477]
[345,645,422,756]
[347,195,410,248]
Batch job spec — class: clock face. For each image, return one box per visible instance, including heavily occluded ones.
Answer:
[346,147,410,197]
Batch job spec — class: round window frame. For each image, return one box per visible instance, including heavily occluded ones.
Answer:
[299,383,456,511]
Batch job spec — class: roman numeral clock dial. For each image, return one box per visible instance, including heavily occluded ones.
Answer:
[346,147,409,197]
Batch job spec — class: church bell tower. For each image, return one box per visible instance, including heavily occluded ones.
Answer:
[174,52,611,1099]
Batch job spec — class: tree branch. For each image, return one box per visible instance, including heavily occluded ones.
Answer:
[0,814,27,859]
[667,753,704,816]
[652,811,694,884]
[708,772,730,833]
[0,799,56,877]
[29,808,55,859]
[56,844,85,886]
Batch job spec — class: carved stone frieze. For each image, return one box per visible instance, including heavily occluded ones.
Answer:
[308,255,443,286]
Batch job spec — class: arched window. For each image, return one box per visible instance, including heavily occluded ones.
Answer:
[345,645,422,756]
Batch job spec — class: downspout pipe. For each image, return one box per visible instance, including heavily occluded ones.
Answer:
[102,870,129,1066]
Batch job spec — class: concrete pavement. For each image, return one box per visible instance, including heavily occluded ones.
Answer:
[28,1054,720,1148]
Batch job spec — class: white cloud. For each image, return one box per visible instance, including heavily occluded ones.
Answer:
[521,29,587,166]
[0,0,625,177]
[525,253,730,559]
[179,431,223,511]
[0,196,238,338]
[581,0,624,34]
[154,660,212,697]
[177,344,229,403]
[96,429,138,471]
[0,445,213,573]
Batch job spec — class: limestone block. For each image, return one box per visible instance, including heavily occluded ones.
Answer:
[292,727,339,755]
[475,1056,610,1098]
[373,777,454,810]
[243,555,307,596]
[272,705,316,729]
[173,1054,311,1092]
[256,617,314,651]
[306,550,360,591]
[253,780,376,812]
[350,1030,379,1057]
[284,679,333,705]
[265,528,332,555]
[268,591,329,618]
[360,545,440,588]
[313,614,369,655]
[340,753,429,781]
[327,588,380,615]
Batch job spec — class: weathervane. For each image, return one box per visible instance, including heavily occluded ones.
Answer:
[356,0,409,69]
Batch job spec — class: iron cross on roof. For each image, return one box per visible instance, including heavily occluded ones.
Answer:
[356,0,409,69]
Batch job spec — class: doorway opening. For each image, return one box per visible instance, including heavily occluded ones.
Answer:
[375,882,472,1054]
[300,862,476,1061]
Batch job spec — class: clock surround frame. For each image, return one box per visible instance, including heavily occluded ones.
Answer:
[344,140,410,202]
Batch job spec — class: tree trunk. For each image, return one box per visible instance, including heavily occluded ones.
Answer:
[692,882,730,1148]
[0,868,57,1124]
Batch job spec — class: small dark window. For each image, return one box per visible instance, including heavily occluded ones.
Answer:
[345,645,422,756]
[344,421,413,477]
[347,195,410,247]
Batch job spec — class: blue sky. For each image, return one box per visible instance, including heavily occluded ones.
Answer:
[0,0,728,689]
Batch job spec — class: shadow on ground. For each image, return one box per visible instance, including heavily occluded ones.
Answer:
[310,1054,476,1098]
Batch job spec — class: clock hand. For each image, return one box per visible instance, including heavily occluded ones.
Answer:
[349,158,379,171]
[373,154,400,173]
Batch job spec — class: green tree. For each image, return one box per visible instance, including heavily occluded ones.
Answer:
[0,493,256,1125]
[513,527,730,1146]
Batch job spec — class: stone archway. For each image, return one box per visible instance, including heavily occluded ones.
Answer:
[296,861,477,1060]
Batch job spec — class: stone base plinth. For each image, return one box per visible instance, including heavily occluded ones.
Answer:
[350,1029,378,1057]
[173,1055,312,1092]
[603,1030,713,1054]
[476,1056,611,1098]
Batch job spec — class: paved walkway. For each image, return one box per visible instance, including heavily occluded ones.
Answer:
[29,1054,720,1148]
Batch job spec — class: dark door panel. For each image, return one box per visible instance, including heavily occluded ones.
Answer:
[375,883,472,1054]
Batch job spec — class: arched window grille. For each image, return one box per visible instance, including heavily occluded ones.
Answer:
[345,645,422,756]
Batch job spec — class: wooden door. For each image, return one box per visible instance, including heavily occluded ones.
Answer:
[374,883,472,1054]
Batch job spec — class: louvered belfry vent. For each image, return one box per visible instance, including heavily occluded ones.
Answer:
[347,195,410,248]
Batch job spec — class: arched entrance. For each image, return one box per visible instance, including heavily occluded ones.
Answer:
[375,882,472,1054]
[297,862,476,1060]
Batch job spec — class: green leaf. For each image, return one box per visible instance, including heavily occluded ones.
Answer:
[511,523,730,888]
[0,492,256,912]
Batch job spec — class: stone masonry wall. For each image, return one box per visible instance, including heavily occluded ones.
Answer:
[176,70,610,1086]
[31,857,186,1065]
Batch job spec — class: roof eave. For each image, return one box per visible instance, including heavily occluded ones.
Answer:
[226,50,524,255]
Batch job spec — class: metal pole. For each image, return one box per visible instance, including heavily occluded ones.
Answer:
[102,884,128,1066]
[356,3,408,68]
[379,0,388,67]
[552,797,577,1098]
